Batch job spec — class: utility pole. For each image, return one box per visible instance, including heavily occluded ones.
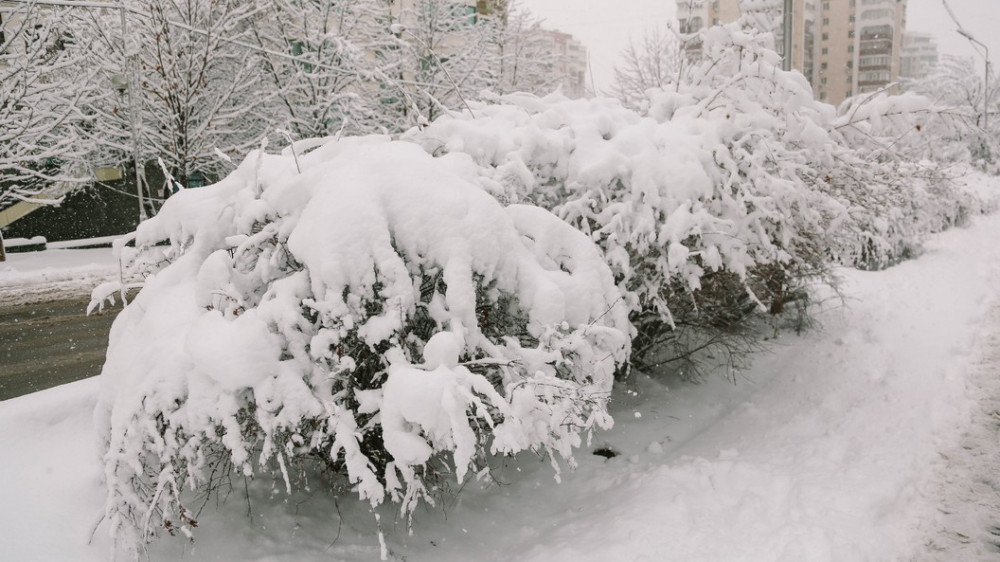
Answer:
[119,5,147,221]
[782,0,793,72]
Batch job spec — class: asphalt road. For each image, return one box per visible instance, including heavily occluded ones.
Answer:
[0,295,116,401]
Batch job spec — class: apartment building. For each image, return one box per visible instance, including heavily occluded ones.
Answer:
[854,0,907,98]
[533,28,588,98]
[676,0,910,106]
[900,31,938,81]
[816,0,855,103]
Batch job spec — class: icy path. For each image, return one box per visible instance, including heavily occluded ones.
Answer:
[1,215,1000,561]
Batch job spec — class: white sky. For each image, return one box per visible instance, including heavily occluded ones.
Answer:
[523,0,999,92]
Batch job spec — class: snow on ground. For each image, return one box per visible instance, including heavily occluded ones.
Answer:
[918,300,1000,559]
[2,213,1000,561]
[0,247,119,305]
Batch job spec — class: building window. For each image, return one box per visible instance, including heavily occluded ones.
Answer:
[823,17,829,25]
[680,17,704,34]
[823,2,830,10]
[822,33,829,40]
[860,55,890,66]
[848,30,855,38]
[821,77,828,84]
[859,70,890,82]
[822,47,828,55]
[848,46,854,53]
[861,8,892,20]
[821,62,828,69]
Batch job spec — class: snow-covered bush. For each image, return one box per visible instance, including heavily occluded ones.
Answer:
[653,25,981,274]
[827,92,985,269]
[405,22,991,373]
[92,137,631,554]
[406,24,844,373]
[906,55,1000,174]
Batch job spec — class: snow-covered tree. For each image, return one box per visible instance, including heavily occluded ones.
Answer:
[386,0,500,125]
[907,55,1000,170]
[0,3,98,211]
[608,27,680,110]
[909,55,998,131]
[247,0,397,138]
[488,2,562,96]
[70,0,271,201]
[248,0,556,137]
[390,0,567,124]
[92,136,631,556]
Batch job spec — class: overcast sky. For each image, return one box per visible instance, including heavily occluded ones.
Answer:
[523,0,999,93]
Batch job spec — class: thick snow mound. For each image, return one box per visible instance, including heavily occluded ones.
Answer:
[93,136,631,554]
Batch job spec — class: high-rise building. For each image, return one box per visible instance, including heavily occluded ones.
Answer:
[900,31,938,81]
[854,0,907,98]
[533,28,589,98]
[676,0,910,106]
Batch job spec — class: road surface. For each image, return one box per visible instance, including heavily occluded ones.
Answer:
[0,295,116,401]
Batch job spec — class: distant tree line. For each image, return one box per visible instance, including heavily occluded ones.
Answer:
[0,0,562,213]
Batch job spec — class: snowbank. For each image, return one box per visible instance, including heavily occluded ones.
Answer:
[0,246,118,305]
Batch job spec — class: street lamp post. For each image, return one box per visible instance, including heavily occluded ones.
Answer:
[943,0,991,134]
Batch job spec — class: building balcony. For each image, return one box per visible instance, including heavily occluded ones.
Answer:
[858,64,891,71]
